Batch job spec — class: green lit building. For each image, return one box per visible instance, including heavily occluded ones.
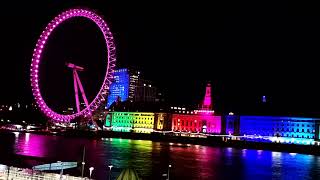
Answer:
[106,112,155,133]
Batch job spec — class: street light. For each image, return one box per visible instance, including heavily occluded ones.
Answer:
[167,164,171,180]
[108,165,113,180]
[81,162,85,177]
[81,146,86,178]
[89,167,94,179]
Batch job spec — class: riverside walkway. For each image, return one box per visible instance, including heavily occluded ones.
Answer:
[0,165,89,180]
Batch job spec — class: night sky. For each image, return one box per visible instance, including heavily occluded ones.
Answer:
[0,1,320,115]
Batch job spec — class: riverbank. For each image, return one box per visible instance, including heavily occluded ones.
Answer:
[2,129,320,156]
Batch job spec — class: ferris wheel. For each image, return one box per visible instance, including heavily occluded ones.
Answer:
[30,8,116,122]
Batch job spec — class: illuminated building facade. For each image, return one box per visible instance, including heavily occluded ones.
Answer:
[172,113,222,133]
[171,83,221,134]
[108,112,154,133]
[239,116,318,139]
[107,69,130,108]
[128,69,140,102]
[225,114,240,135]
[105,113,112,127]
[202,83,212,110]
[154,113,172,131]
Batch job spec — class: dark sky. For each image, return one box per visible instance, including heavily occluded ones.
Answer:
[0,1,320,115]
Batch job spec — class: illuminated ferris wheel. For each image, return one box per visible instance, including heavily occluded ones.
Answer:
[30,8,116,122]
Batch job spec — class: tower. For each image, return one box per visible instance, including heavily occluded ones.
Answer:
[201,83,212,110]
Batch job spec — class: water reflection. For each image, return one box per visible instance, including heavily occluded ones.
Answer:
[15,132,46,157]
[1,132,320,179]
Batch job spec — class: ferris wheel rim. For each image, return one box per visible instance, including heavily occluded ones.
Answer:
[30,8,116,122]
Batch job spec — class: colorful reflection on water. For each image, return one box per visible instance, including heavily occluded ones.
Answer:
[14,132,46,157]
[1,132,320,179]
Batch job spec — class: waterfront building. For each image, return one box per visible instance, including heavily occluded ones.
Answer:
[154,113,172,131]
[239,116,318,139]
[171,83,222,134]
[107,112,155,133]
[225,114,240,135]
[172,113,221,133]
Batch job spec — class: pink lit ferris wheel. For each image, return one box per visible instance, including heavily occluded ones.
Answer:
[30,8,116,122]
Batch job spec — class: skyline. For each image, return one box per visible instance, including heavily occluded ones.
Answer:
[1,1,320,115]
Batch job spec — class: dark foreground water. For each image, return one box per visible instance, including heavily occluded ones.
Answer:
[1,132,320,180]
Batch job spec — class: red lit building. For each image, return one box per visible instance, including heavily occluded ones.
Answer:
[171,83,222,134]
[172,113,221,133]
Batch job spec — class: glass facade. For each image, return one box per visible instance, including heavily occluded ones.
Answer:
[107,68,141,107]
[107,69,130,108]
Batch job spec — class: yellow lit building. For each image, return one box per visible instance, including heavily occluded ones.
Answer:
[109,112,155,133]
[154,113,172,131]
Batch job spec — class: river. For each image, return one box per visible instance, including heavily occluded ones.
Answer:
[0,132,320,179]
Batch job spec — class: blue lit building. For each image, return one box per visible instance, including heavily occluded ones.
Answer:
[225,115,239,135]
[107,69,130,108]
[239,116,318,139]
[107,68,159,108]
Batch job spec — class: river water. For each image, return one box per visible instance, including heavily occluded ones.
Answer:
[0,132,320,180]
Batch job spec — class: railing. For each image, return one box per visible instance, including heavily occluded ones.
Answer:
[0,166,91,180]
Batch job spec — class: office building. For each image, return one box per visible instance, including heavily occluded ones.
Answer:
[107,68,137,108]
[107,68,159,108]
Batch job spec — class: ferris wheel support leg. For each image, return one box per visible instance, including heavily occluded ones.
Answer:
[75,72,101,130]
[74,72,89,108]
[73,70,81,113]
